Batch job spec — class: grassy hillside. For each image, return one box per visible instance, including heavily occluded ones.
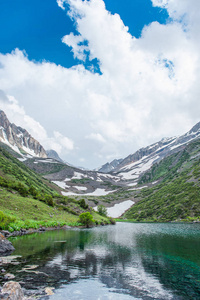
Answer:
[124,139,200,222]
[0,146,111,231]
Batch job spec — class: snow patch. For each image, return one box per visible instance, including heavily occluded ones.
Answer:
[74,186,87,191]
[62,188,115,196]
[94,200,134,218]
[52,181,67,189]
[18,157,27,162]
[119,156,159,180]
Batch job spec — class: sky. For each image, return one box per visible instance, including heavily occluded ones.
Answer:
[0,0,200,169]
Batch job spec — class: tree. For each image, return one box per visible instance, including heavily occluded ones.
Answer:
[97,205,107,216]
[78,199,89,209]
[78,212,94,228]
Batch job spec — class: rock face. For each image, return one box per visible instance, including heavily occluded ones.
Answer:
[98,159,123,173]
[0,233,15,255]
[0,110,47,158]
[0,281,24,300]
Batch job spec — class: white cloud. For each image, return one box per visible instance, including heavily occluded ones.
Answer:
[62,33,89,61]
[0,0,200,168]
[53,131,74,151]
[86,133,106,143]
[57,0,65,10]
[0,93,74,155]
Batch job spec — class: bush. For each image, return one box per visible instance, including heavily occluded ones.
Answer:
[78,199,89,209]
[109,217,116,225]
[97,205,107,216]
[78,212,94,228]
[16,182,29,197]
[0,211,16,230]
[44,194,54,207]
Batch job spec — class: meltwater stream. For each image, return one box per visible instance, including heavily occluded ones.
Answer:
[3,223,200,299]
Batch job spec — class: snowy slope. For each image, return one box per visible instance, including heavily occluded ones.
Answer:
[113,122,200,183]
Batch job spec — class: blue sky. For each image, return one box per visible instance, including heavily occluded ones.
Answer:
[0,0,199,169]
[0,0,168,69]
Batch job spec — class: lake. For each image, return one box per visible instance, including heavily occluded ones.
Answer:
[4,222,200,299]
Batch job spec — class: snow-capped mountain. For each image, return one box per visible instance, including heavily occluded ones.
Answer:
[0,110,47,158]
[111,121,200,183]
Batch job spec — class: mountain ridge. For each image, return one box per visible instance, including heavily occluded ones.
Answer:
[0,110,47,158]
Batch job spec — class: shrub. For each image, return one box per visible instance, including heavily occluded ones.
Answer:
[78,212,94,228]
[16,182,29,197]
[109,217,116,225]
[78,199,89,209]
[44,194,54,207]
[0,211,16,230]
[97,205,107,216]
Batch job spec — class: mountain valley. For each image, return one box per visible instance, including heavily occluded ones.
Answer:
[0,109,200,223]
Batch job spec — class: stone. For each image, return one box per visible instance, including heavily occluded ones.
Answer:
[45,287,54,296]
[1,231,10,238]
[0,234,15,255]
[4,273,15,280]
[0,281,24,299]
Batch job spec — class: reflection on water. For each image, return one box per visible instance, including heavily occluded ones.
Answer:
[2,223,200,299]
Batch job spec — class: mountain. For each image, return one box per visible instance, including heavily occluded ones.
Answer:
[0,144,111,233]
[0,110,47,158]
[98,159,123,173]
[107,121,200,184]
[123,138,200,222]
[46,149,63,162]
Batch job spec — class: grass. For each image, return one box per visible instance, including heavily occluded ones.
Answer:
[0,188,114,231]
[0,189,80,230]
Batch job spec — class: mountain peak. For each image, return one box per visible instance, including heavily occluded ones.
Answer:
[0,110,47,158]
[46,149,63,163]
[189,121,200,134]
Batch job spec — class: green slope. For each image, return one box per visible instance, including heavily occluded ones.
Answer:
[124,139,200,222]
[0,146,111,231]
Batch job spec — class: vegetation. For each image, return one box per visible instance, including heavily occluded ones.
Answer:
[78,199,89,209]
[71,178,90,184]
[124,139,200,222]
[97,204,107,216]
[0,146,113,232]
[78,212,94,228]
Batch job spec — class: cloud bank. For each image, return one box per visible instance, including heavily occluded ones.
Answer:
[0,0,200,168]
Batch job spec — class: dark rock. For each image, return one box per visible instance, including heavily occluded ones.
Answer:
[0,233,15,256]
[39,227,46,232]
[4,273,15,280]
[1,231,10,238]
[0,281,24,299]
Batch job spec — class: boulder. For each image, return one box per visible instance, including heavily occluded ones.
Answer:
[0,281,24,300]
[0,233,15,255]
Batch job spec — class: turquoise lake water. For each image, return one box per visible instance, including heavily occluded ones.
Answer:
[6,222,200,299]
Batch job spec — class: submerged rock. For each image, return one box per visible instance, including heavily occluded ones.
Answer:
[0,281,24,299]
[0,233,15,256]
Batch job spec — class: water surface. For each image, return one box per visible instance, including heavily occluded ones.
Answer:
[4,223,200,299]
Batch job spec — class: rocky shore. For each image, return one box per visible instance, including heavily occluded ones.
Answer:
[1,224,72,239]
[0,233,15,256]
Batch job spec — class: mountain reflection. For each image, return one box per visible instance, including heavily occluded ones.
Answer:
[5,223,200,299]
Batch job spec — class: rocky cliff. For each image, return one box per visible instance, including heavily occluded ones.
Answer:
[0,110,47,158]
